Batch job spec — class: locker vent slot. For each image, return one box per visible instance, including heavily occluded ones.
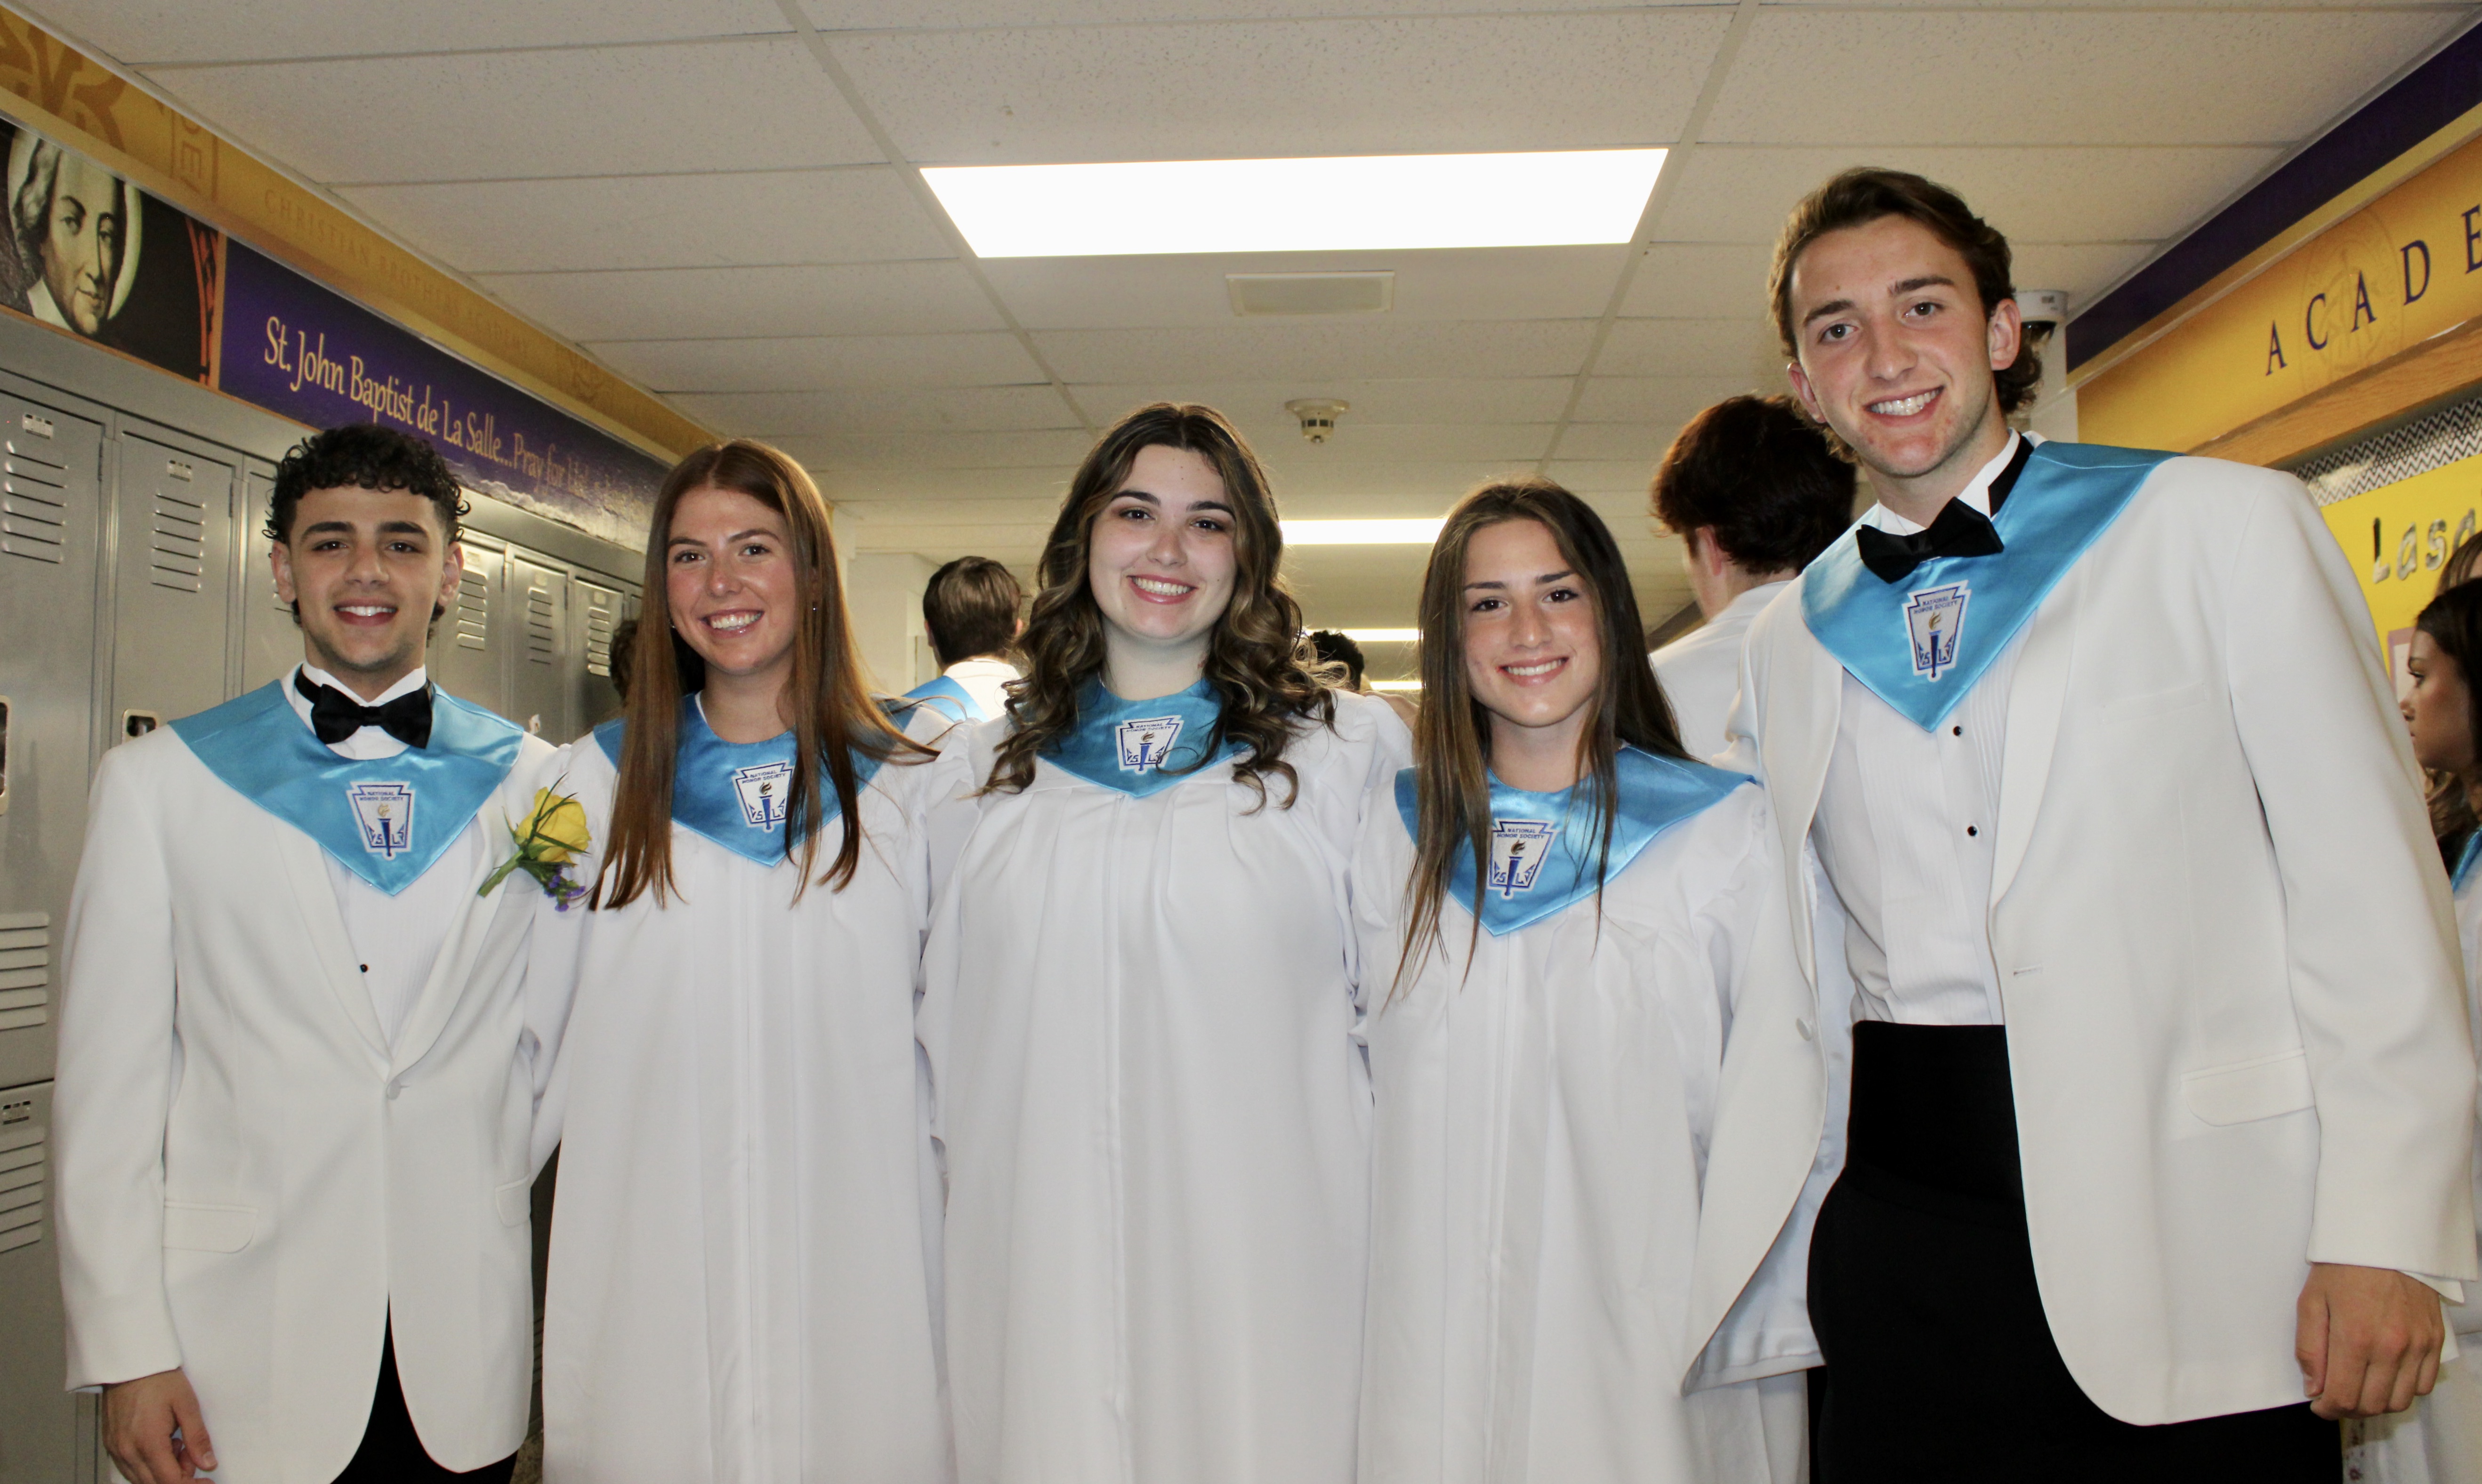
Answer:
[1,437,67,561]
[0,911,51,1034]
[455,568,490,650]
[149,489,208,592]
[585,603,615,677]
[525,586,556,665]
[0,1114,44,1254]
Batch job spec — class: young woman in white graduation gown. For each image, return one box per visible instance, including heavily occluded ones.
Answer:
[1353,479,1825,1484]
[919,402,1411,1484]
[2352,577,2482,1480]
[537,441,949,1484]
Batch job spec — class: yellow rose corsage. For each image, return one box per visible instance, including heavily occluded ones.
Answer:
[481,784,593,907]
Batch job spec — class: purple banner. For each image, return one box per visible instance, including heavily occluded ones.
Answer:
[219,243,663,542]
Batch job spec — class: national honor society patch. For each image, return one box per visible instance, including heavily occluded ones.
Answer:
[730,759,794,832]
[1115,714,1185,773]
[1487,818,1558,898]
[1904,581,1969,680]
[347,780,416,858]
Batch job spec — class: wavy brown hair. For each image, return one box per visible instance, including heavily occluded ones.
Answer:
[595,440,921,908]
[986,402,1332,804]
[1394,477,1687,997]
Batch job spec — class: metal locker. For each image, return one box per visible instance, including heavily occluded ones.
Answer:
[109,434,237,741]
[0,1082,74,1484]
[432,533,507,722]
[572,576,627,735]
[236,464,299,696]
[504,549,572,742]
[0,393,103,1095]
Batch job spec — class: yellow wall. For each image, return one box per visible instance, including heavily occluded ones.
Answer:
[2319,455,2482,682]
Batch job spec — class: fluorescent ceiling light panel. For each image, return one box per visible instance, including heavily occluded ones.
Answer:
[1342,628,1420,643]
[1282,518,1443,545]
[923,150,1667,258]
[1371,680,1424,692]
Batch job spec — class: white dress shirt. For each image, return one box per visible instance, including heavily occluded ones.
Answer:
[1809,435,2023,1027]
[943,656,1022,719]
[288,663,489,1048]
[1652,579,1791,763]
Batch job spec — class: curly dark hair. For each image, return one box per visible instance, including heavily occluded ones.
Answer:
[1768,167,2043,420]
[265,423,467,545]
[1650,394,1854,576]
[985,402,1334,806]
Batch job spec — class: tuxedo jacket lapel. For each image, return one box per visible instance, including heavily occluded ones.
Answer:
[270,813,392,1066]
[1762,607,1846,986]
[1992,562,2084,906]
[387,835,524,1080]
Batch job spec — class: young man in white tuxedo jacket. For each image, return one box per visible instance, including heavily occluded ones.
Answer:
[54,425,578,1484]
[1648,393,1854,761]
[1725,168,2477,1480]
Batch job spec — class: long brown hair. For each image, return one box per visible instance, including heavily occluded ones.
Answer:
[1395,477,1686,994]
[986,402,1333,803]
[595,440,920,907]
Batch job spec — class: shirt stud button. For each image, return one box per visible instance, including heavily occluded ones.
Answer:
[1966,826,1979,837]
[1952,726,1962,736]
[386,1082,402,1101]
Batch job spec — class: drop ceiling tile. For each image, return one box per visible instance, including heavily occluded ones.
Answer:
[670,385,1078,437]
[1705,8,2461,147]
[145,36,882,184]
[1072,377,1577,429]
[819,466,1080,502]
[982,245,1630,330]
[1254,460,1537,516]
[784,428,1101,469]
[836,497,1073,528]
[1570,373,1783,426]
[1033,320,1598,383]
[1547,459,1674,496]
[803,0,1627,27]
[588,332,1046,392]
[31,0,788,63]
[1241,422,1551,464]
[1620,243,1779,319]
[340,169,948,272]
[1551,423,1668,466]
[477,260,1000,342]
[1595,319,1783,379]
[1652,145,2282,246]
[2012,242,2162,309]
[838,10,1731,165]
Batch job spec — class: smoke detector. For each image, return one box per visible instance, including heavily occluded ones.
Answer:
[1286,398,1350,443]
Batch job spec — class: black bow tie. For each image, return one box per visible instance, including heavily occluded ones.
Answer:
[297,670,433,747]
[1853,438,2033,584]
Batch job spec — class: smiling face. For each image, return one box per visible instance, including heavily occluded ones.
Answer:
[40,154,123,336]
[1461,518,1603,765]
[271,484,462,698]
[1783,213,2021,504]
[665,485,802,691]
[2405,628,2478,779]
[1086,442,1239,673]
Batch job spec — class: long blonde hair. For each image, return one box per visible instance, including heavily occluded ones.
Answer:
[594,440,922,907]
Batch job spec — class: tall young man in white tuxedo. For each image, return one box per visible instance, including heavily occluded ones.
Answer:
[55,425,576,1483]
[1727,168,2477,1480]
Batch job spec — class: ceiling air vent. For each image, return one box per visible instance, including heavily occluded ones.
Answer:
[1227,272,1394,317]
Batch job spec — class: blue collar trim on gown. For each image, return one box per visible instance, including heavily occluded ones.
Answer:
[900,673,985,724]
[594,695,884,867]
[1801,440,2176,730]
[171,679,523,896]
[1394,745,1750,936]
[1039,676,1244,798]
[2454,830,2482,894]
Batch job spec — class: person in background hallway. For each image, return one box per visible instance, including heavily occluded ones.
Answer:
[1313,626,1422,727]
[607,617,637,703]
[54,425,574,1483]
[1353,478,1822,1484]
[534,441,946,1484]
[1649,395,1853,761]
[2349,579,2482,1480]
[919,402,1410,1484]
[1726,167,2474,1482]
[902,553,1023,724]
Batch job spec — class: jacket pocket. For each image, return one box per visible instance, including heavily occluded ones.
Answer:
[2182,1048,2316,1126]
[493,1179,532,1227]
[161,1202,256,1253]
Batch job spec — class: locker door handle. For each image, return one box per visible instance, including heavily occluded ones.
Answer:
[120,709,161,742]
[0,693,10,816]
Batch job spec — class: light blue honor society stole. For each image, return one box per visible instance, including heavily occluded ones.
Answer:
[901,673,986,723]
[1040,677,1245,798]
[171,680,523,895]
[1395,746,1749,935]
[2454,830,2482,894]
[593,696,883,867]
[1801,441,2176,730]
